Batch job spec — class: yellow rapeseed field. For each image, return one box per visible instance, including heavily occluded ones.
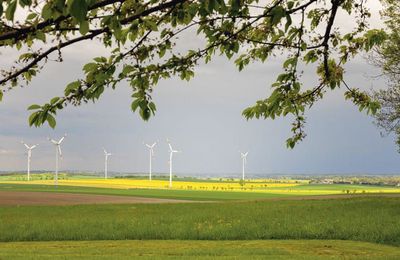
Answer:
[10,179,300,192]
[3,178,400,195]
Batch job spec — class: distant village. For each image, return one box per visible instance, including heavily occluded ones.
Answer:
[311,176,400,187]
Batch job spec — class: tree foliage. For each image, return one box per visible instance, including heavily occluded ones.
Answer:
[0,0,385,147]
[371,0,400,151]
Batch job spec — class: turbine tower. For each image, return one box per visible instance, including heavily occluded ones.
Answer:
[240,151,248,181]
[48,134,66,186]
[21,141,38,181]
[103,148,112,179]
[167,139,180,188]
[144,142,157,181]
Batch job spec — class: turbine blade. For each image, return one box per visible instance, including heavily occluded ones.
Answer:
[59,136,65,144]
[58,146,63,158]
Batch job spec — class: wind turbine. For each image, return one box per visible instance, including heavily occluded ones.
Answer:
[21,141,38,181]
[144,141,157,181]
[103,148,112,179]
[167,139,180,188]
[240,151,248,181]
[48,134,66,186]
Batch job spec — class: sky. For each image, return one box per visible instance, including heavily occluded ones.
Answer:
[0,1,399,176]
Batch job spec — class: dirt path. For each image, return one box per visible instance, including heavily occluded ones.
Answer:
[0,191,193,206]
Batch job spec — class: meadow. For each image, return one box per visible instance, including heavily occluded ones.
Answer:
[1,197,399,245]
[1,175,400,259]
[1,240,400,260]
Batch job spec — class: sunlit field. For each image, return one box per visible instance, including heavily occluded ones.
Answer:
[1,174,399,197]
[1,174,400,259]
[3,178,301,191]
[1,240,400,260]
[1,197,400,247]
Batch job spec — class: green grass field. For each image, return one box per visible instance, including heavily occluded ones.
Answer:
[1,197,399,245]
[1,180,400,259]
[1,240,399,259]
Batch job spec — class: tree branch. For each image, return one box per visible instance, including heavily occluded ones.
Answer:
[0,0,128,43]
[0,0,189,86]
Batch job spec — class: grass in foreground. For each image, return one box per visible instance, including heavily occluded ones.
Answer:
[0,240,399,260]
[1,197,400,246]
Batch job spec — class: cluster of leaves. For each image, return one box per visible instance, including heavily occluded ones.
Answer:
[0,0,386,148]
[371,0,400,151]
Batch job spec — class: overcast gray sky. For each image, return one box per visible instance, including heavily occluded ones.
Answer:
[1,1,399,176]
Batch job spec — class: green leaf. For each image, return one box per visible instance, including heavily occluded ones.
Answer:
[287,1,294,9]
[79,20,89,35]
[144,19,158,31]
[26,13,37,20]
[41,3,52,20]
[149,102,156,114]
[285,15,292,32]
[131,99,141,112]
[83,63,97,73]
[207,0,216,12]
[93,57,107,63]
[50,97,60,104]
[270,6,285,25]
[19,0,31,8]
[6,0,17,21]
[0,91,3,102]
[55,0,65,12]
[35,31,46,42]
[283,57,297,68]
[67,0,87,22]
[27,104,41,110]
[0,1,3,17]
[47,114,56,129]
[28,112,39,127]
[64,81,81,95]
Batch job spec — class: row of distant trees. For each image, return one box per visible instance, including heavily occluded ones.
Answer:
[310,176,400,187]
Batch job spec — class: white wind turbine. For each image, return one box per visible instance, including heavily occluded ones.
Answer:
[103,148,112,179]
[144,141,157,181]
[167,139,181,188]
[21,141,38,181]
[48,134,66,186]
[240,151,248,181]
